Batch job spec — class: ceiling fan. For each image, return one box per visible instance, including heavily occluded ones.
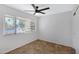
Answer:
[24,4,50,15]
[73,5,79,16]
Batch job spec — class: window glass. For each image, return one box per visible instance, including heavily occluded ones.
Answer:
[4,16,15,34]
[16,17,35,33]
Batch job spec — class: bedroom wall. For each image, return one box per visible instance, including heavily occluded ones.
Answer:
[38,11,73,47]
[72,5,79,53]
[0,5,39,53]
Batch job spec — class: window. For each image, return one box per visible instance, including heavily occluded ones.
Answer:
[16,17,26,33]
[4,16,15,34]
[4,16,35,35]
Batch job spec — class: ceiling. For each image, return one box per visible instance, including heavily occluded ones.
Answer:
[5,4,75,16]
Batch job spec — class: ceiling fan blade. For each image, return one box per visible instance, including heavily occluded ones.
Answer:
[39,11,45,14]
[73,5,79,16]
[33,12,36,15]
[38,7,50,11]
[73,12,76,16]
[32,4,36,9]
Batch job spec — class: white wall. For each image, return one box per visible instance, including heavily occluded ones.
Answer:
[39,11,73,47]
[73,5,79,53]
[0,4,75,53]
[0,5,39,53]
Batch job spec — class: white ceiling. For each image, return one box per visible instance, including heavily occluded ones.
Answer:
[5,4,75,16]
